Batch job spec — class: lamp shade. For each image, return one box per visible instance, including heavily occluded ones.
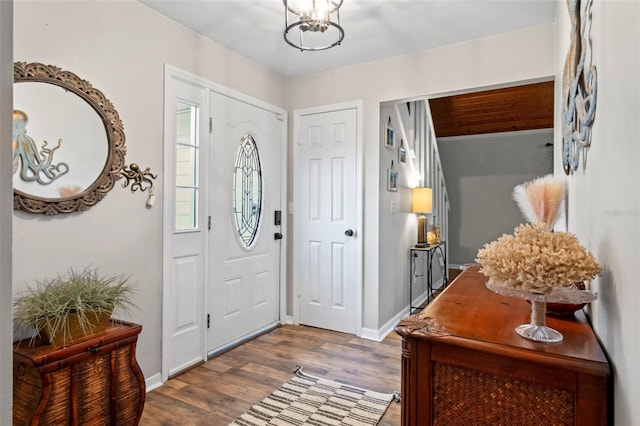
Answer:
[412,187,432,214]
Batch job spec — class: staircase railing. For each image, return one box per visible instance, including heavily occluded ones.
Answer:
[392,99,450,298]
[410,100,450,289]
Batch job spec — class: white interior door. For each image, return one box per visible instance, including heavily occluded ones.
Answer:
[294,105,360,334]
[208,91,283,353]
[163,72,208,379]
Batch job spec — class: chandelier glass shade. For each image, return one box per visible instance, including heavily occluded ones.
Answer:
[283,0,344,51]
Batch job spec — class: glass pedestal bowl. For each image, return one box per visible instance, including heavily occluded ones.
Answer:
[486,280,597,343]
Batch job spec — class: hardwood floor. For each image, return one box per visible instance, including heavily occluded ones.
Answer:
[141,325,402,425]
[448,267,463,282]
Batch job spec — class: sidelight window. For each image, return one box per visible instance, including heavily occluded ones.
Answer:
[175,102,199,231]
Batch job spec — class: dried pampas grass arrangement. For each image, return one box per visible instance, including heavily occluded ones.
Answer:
[513,174,565,230]
[477,175,600,294]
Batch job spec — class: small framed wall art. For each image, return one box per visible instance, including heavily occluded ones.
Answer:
[387,161,398,192]
[399,145,407,164]
[385,118,395,150]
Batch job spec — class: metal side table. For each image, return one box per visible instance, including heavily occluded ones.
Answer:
[409,241,448,313]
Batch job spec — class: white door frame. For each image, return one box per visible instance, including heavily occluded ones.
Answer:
[162,66,209,383]
[162,65,287,383]
[292,100,364,337]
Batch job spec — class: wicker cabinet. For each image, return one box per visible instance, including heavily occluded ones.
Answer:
[13,320,145,425]
[395,267,610,426]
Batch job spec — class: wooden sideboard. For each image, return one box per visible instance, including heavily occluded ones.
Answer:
[13,320,145,425]
[395,267,610,426]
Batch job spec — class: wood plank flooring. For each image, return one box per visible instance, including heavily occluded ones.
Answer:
[141,325,402,425]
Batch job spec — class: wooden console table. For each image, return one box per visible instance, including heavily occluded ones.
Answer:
[395,267,610,425]
[13,320,145,425]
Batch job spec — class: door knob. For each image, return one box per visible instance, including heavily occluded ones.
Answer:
[344,229,354,237]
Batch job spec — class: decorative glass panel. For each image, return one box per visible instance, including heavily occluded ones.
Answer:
[175,102,199,231]
[233,134,262,247]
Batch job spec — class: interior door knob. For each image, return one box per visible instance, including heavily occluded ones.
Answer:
[345,229,354,237]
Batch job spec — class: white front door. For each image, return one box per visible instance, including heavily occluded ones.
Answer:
[208,91,284,353]
[163,72,208,378]
[163,67,286,381]
[294,103,361,334]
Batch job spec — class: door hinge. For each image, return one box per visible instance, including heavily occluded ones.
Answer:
[208,216,211,230]
[276,112,284,122]
[209,117,212,133]
[207,314,210,329]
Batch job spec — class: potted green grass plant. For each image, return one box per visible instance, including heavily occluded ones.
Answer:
[14,267,136,347]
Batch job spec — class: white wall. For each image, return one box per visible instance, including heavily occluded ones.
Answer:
[287,24,555,329]
[379,102,416,322]
[0,2,13,422]
[439,130,554,266]
[554,1,640,423]
[13,0,286,383]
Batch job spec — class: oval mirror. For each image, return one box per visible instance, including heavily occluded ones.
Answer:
[13,62,126,214]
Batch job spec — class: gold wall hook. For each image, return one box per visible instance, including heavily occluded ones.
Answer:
[120,163,157,193]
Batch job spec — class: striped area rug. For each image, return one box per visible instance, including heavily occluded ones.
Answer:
[230,366,397,426]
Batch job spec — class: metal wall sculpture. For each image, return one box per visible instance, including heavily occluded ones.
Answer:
[562,0,598,175]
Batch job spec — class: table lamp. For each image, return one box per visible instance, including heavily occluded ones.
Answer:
[412,187,432,247]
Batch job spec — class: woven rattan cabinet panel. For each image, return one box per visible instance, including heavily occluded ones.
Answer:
[13,321,145,426]
[396,267,610,426]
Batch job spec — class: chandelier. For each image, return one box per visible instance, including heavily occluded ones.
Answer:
[283,0,345,51]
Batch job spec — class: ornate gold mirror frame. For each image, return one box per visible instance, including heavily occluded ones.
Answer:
[13,62,126,214]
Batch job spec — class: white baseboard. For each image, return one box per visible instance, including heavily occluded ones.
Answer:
[361,308,411,342]
[145,373,163,392]
[432,277,446,292]
[361,277,447,342]
[359,327,380,341]
[411,287,431,308]
[285,315,294,325]
[450,263,475,270]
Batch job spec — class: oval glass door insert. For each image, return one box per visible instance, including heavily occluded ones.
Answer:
[233,134,263,247]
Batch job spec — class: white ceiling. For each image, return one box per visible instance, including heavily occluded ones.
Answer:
[138,0,558,78]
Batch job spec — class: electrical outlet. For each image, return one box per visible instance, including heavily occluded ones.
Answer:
[288,202,294,214]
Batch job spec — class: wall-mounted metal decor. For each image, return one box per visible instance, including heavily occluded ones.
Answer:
[233,134,263,248]
[121,163,158,207]
[561,0,598,175]
[13,62,156,214]
[121,163,157,192]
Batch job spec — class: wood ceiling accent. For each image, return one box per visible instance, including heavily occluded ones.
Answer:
[429,81,554,138]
